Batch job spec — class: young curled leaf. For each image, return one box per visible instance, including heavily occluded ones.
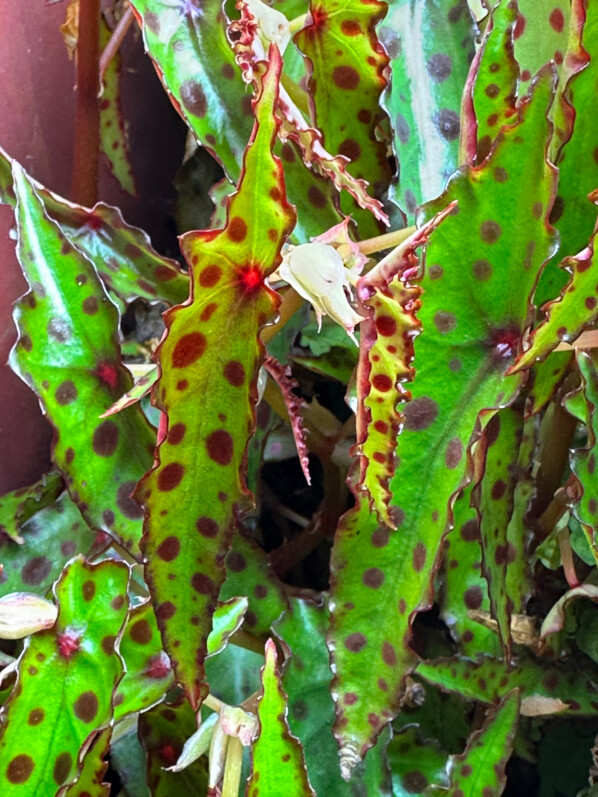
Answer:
[167,712,219,773]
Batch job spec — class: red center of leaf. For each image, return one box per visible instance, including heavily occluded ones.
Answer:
[237,265,264,296]
[489,325,520,361]
[96,362,119,388]
[57,629,81,658]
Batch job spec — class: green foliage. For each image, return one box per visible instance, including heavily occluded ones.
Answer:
[2,1,598,795]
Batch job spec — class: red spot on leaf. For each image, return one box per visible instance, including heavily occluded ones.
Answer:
[199,265,222,287]
[96,362,118,388]
[157,463,185,491]
[341,19,361,35]
[223,361,245,386]
[172,332,206,368]
[228,217,248,242]
[57,630,81,658]
[206,430,234,465]
[549,8,564,32]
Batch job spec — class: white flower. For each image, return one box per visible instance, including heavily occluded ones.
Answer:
[279,242,363,344]
[0,592,57,639]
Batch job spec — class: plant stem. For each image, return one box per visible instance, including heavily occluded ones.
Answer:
[288,13,308,33]
[221,737,244,797]
[204,693,226,713]
[260,286,304,345]
[356,225,417,256]
[558,527,579,588]
[99,4,134,85]
[71,0,101,206]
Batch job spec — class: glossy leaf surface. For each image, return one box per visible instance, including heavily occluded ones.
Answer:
[446,690,519,797]
[379,0,475,219]
[247,638,315,797]
[136,51,294,709]
[0,491,96,598]
[329,71,557,767]
[275,598,391,796]
[0,472,63,545]
[294,0,391,237]
[10,164,155,556]
[0,558,129,796]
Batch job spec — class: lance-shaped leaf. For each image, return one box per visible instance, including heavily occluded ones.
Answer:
[0,557,129,796]
[294,0,391,238]
[562,351,598,564]
[0,491,97,598]
[130,0,251,181]
[247,638,315,797]
[447,690,519,797]
[379,0,476,220]
[220,532,288,636]
[10,164,155,556]
[135,49,295,709]
[546,8,598,273]
[233,1,388,225]
[329,71,557,770]
[476,409,523,655]
[64,728,111,797]
[527,350,572,414]
[356,211,453,526]
[274,598,391,797]
[0,471,63,544]
[416,655,598,715]
[114,601,175,722]
[442,485,500,658]
[388,726,449,796]
[0,147,189,308]
[99,16,137,196]
[465,0,519,163]
[139,700,208,796]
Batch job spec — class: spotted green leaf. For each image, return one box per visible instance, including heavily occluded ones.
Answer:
[0,557,129,796]
[64,728,111,797]
[10,163,155,556]
[514,0,571,91]
[477,408,523,655]
[388,726,449,796]
[442,484,498,658]
[247,638,315,797]
[220,532,288,636]
[564,352,598,565]
[0,147,189,308]
[114,601,174,722]
[138,700,208,796]
[274,598,391,797]
[466,0,519,163]
[446,690,519,797]
[0,491,97,599]
[294,0,391,238]
[329,70,557,769]
[379,0,476,219]
[527,350,572,414]
[0,471,63,544]
[99,16,136,196]
[547,6,598,271]
[416,655,598,715]
[511,220,598,372]
[131,0,340,241]
[136,52,295,709]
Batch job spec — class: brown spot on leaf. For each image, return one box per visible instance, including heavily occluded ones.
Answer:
[403,397,439,430]
[172,332,206,368]
[206,430,233,465]
[332,65,360,89]
[74,691,99,723]
[92,421,119,457]
[130,619,152,644]
[7,754,34,784]
[344,632,367,652]
[157,463,185,491]
[157,536,181,561]
[180,79,207,117]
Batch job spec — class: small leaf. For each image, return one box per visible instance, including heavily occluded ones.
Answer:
[247,639,315,797]
[388,726,449,796]
[64,727,111,797]
[207,596,249,657]
[114,601,174,722]
[99,15,137,196]
[0,471,63,544]
[101,366,159,417]
[541,584,598,638]
[416,654,598,715]
[0,557,129,795]
[446,690,519,797]
[511,220,598,372]
[0,490,97,599]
